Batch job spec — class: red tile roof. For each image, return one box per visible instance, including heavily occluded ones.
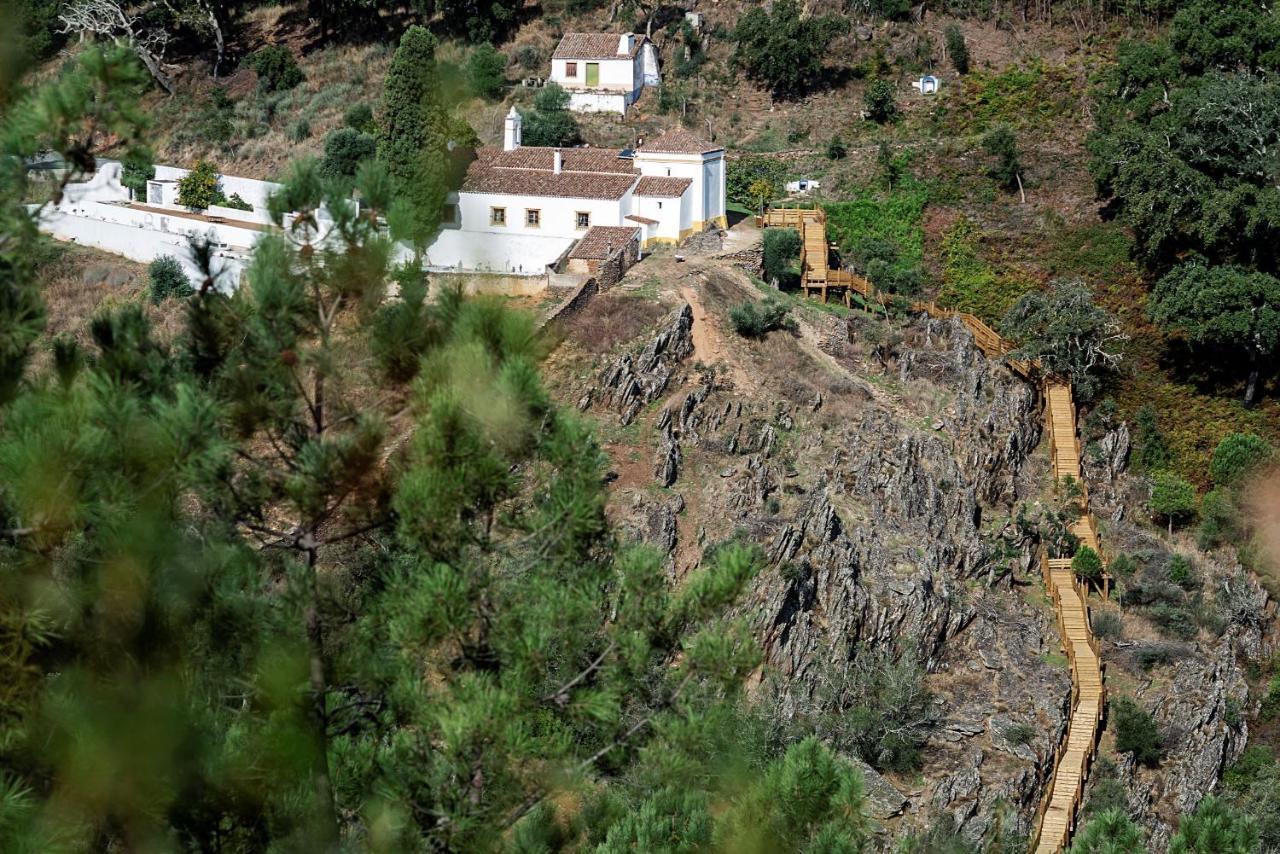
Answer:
[639,128,724,155]
[553,33,645,60]
[626,214,659,225]
[569,226,641,259]
[477,146,635,175]
[635,176,692,197]
[462,146,640,200]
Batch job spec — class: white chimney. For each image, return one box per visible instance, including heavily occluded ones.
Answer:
[503,106,522,151]
[553,149,562,174]
[618,33,634,55]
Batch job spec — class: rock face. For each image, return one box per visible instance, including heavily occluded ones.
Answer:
[577,306,1070,843]
[582,303,693,425]
[571,297,1276,851]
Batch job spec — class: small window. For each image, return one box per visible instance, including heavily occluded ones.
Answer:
[666,168,671,176]
[526,208,540,227]
[443,203,459,224]
[566,61,578,77]
[657,201,663,210]
[575,211,590,229]
[490,206,506,226]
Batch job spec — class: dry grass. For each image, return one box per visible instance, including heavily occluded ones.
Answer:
[557,292,666,356]
[32,244,185,371]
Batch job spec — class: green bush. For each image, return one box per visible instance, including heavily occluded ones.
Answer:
[945,24,970,75]
[863,79,899,123]
[826,135,847,160]
[1166,554,1194,588]
[222,193,252,212]
[1146,602,1197,640]
[176,160,223,209]
[343,103,375,133]
[322,128,377,178]
[727,155,788,208]
[1109,553,1137,578]
[1111,696,1162,767]
[1197,488,1236,550]
[467,42,506,99]
[244,45,304,93]
[1002,722,1035,746]
[1073,545,1103,582]
[1210,433,1272,487]
[147,256,192,304]
[287,118,311,142]
[762,228,801,288]
[982,124,1022,191]
[730,299,793,339]
[1132,405,1172,472]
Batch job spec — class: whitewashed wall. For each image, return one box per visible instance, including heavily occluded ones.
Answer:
[550,57,635,92]
[634,150,726,227]
[153,164,281,212]
[567,92,629,115]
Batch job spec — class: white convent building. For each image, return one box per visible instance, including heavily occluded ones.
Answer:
[423,109,727,277]
[549,33,660,115]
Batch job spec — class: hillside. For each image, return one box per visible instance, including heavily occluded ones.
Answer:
[7,0,1280,851]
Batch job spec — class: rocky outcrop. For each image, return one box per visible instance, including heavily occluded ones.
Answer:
[580,303,693,424]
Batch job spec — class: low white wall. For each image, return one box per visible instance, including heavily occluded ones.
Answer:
[39,207,248,290]
[153,164,281,212]
[425,228,573,276]
[568,91,630,115]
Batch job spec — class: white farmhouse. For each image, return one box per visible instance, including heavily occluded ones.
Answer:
[549,32,659,115]
[423,110,727,277]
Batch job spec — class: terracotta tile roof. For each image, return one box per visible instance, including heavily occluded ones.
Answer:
[626,214,659,225]
[639,128,724,155]
[477,146,635,175]
[635,176,692,197]
[569,226,641,259]
[463,146,641,200]
[462,166,637,200]
[553,33,645,60]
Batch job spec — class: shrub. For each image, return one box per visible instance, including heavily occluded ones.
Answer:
[1146,603,1197,640]
[863,79,899,123]
[244,45,304,93]
[1109,553,1137,578]
[322,128,377,178]
[148,256,192,303]
[343,103,375,133]
[222,193,252,212]
[1150,470,1196,534]
[467,42,506,99]
[1092,609,1122,640]
[1111,696,1162,767]
[1197,488,1236,550]
[1132,405,1171,472]
[826,135,847,160]
[762,228,801,288]
[1084,757,1128,817]
[1166,554,1195,588]
[945,24,970,74]
[1003,722,1036,746]
[1210,433,1272,487]
[982,124,1022,191]
[1073,546,1104,582]
[1133,642,1183,671]
[176,160,223,210]
[287,118,311,142]
[733,0,847,99]
[730,299,793,338]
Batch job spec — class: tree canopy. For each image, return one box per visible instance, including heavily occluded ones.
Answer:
[1088,0,1280,404]
[733,0,847,99]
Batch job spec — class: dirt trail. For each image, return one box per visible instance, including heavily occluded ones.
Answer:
[677,279,757,393]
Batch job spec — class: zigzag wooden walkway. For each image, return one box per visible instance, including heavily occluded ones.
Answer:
[760,209,1107,853]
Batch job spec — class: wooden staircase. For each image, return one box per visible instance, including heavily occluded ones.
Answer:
[759,208,1110,854]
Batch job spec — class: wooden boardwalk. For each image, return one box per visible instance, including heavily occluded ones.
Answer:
[761,208,1107,853]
